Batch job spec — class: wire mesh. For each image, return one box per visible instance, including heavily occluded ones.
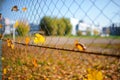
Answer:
[0,0,120,56]
[0,0,120,79]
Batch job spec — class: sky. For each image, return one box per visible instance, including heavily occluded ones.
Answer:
[0,0,120,27]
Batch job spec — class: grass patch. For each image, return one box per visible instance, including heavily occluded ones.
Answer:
[67,35,120,39]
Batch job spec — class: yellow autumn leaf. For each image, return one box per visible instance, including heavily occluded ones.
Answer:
[87,74,93,80]
[6,39,15,49]
[3,68,7,74]
[7,39,12,47]
[1,57,4,61]
[33,33,45,44]
[8,77,12,80]
[11,44,14,49]
[74,40,86,51]
[0,24,2,28]
[96,71,103,80]
[34,37,39,44]
[83,78,87,80]
[32,58,38,67]
[86,68,103,80]
[22,7,27,12]
[25,37,30,45]
[35,33,42,37]
[29,74,33,79]
[77,45,84,51]
[7,43,11,47]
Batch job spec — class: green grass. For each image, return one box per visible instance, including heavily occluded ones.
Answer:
[3,34,120,40]
[66,35,120,39]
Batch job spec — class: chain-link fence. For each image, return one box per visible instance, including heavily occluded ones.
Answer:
[0,0,120,56]
[0,0,120,79]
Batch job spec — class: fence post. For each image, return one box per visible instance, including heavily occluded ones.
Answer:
[0,40,2,79]
[13,27,15,44]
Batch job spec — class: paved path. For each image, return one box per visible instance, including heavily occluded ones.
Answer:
[44,37,120,54]
[45,36,120,45]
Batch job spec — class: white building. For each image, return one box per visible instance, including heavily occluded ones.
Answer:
[70,17,102,36]
[4,18,11,34]
[70,18,79,35]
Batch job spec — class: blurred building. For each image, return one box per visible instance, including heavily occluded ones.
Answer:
[109,23,120,36]
[4,18,11,34]
[101,23,120,36]
[70,17,102,36]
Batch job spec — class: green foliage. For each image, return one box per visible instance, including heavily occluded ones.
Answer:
[51,17,58,35]
[16,21,30,36]
[76,30,82,36]
[40,16,56,36]
[40,16,72,36]
[57,18,66,35]
[62,18,72,35]
[93,29,99,35]
[86,27,91,36]
[40,16,51,35]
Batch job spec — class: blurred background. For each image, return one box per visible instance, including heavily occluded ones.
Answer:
[0,0,120,80]
[0,0,120,54]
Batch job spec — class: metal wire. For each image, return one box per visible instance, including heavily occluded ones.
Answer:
[0,0,120,57]
[2,39,119,58]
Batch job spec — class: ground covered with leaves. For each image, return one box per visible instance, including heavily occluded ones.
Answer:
[2,42,120,80]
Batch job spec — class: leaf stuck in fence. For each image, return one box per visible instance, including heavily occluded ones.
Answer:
[22,7,27,12]
[74,40,86,51]
[25,37,30,45]
[33,33,45,44]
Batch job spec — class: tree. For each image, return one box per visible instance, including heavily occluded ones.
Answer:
[62,18,72,35]
[76,30,82,36]
[57,18,66,36]
[51,17,58,35]
[40,16,52,35]
[40,16,72,36]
